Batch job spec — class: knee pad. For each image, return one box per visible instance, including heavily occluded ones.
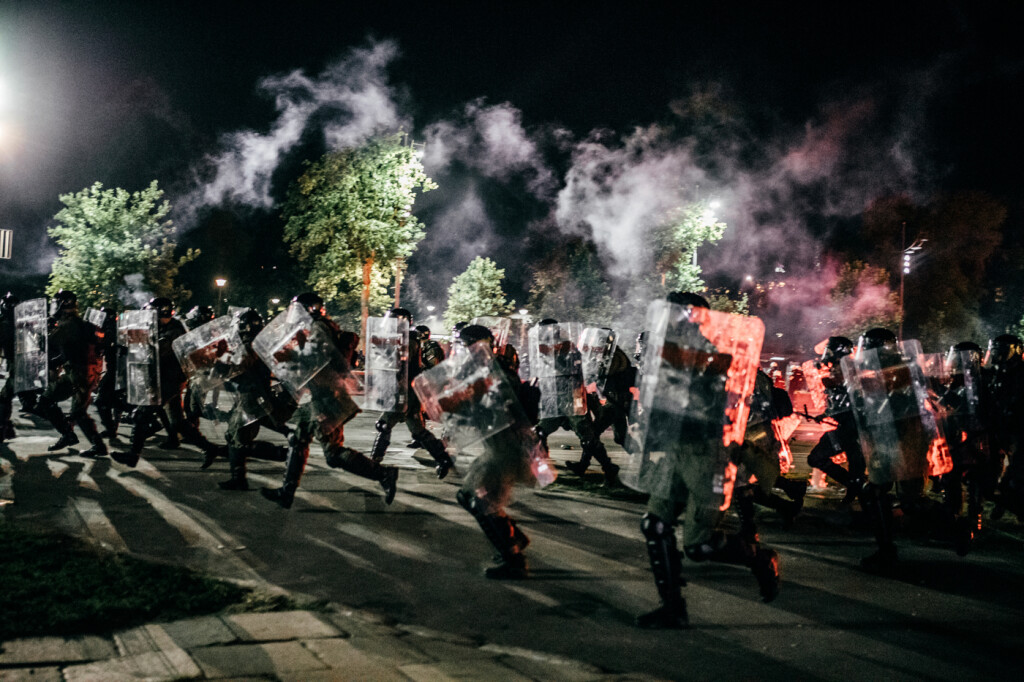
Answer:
[456,489,480,513]
[375,419,391,433]
[684,531,725,563]
[641,512,673,540]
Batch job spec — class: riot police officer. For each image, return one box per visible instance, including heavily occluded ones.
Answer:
[806,336,866,504]
[0,292,19,442]
[261,293,398,509]
[216,309,290,491]
[533,318,621,485]
[113,297,218,467]
[36,290,107,457]
[983,334,1024,521]
[369,307,455,478]
[451,324,543,579]
[92,307,126,443]
[635,292,779,629]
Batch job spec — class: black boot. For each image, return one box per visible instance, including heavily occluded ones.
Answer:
[370,420,392,463]
[457,490,528,579]
[735,486,760,544]
[585,440,620,486]
[708,532,780,603]
[40,399,78,451]
[219,445,248,490]
[423,437,455,479]
[261,442,308,509]
[860,485,898,573]
[77,417,108,458]
[637,513,688,628]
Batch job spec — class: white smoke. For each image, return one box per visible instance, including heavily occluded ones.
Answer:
[180,40,406,221]
[422,99,557,197]
[554,126,707,277]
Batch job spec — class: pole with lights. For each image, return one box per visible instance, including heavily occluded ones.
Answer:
[898,222,927,341]
[214,278,228,317]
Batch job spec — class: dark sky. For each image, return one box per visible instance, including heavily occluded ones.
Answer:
[1,0,1022,317]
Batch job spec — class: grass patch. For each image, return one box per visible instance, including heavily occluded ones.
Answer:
[0,523,257,641]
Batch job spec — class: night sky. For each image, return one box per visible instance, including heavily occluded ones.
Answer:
[1,0,1022,341]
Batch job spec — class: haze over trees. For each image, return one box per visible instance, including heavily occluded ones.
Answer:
[443,256,515,328]
[282,133,436,331]
[46,181,198,309]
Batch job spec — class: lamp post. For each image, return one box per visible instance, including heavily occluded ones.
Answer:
[214,278,227,317]
[898,222,927,341]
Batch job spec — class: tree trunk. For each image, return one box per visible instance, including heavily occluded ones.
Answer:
[361,252,374,350]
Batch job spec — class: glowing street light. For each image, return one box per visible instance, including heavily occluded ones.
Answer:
[214,277,228,316]
[518,308,529,316]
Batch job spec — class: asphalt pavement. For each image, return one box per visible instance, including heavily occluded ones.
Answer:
[3,405,1024,681]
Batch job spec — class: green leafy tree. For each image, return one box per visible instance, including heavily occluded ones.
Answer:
[706,289,750,315]
[46,181,198,309]
[527,241,620,325]
[282,133,437,337]
[651,199,728,292]
[443,257,515,328]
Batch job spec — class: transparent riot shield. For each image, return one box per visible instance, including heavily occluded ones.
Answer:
[172,315,246,394]
[841,346,953,484]
[364,316,409,412]
[84,307,108,330]
[251,303,359,434]
[13,298,48,394]
[227,305,249,319]
[527,323,587,419]
[118,310,160,406]
[622,301,764,508]
[470,316,512,351]
[578,327,618,395]
[413,342,516,449]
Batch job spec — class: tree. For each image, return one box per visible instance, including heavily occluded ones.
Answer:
[527,241,620,325]
[651,199,727,293]
[443,257,515,328]
[282,133,437,338]
[46,181,198,309]
[828,260,901,341]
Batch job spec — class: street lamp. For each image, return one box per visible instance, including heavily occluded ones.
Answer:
[898,222,927,341]
[214,277,227,316]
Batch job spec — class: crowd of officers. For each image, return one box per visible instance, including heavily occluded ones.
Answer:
[1,287,1022,631]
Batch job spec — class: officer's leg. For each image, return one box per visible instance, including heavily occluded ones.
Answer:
[370,411,402,463]
[406,404,454,479]
[573,414,620,484]
[261,420,311,509]
[69,384,107,458]
[39,380,78,451]
[167,392,219,458]
[0,380,15,442]
[636,508,688,629]
[220,414,259,491]
[324,424,398,504]
[457,487,527,580]
[859,481,898,572]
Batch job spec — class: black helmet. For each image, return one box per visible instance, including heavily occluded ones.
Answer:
[386,307,413,323]
[185,305,215,328]
[946,341,983,375]
[986,334,1023,369]
[451,321,469,337]
[235,308,264,344]
[100,306,118,334]
[293,292,325,319]
[820,336,855,365]
[666,291,710,309]
[538,318,559,326]
[51,289,78,316]
[457,324,494,349]
[144,297,174,319]
[415,324,431,339]
[858,327,898,352]
[0,292,19,319]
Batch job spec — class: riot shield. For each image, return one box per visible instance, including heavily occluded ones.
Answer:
[363,316,409,412]
[84,307,108,330]
[527,323,587,419]
[622,300,764,507]
[251,303,359,434]
[841,346,953,483]
[578,327,618,395]
[13,298,48,394]
[412,342,516,450]
[118,310,161,406]
[172,315,246,394]
[470,316,512,351]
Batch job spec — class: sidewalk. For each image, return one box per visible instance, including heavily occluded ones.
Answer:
[0,606,667,681]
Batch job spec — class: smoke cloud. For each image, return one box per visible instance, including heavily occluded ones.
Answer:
[179,40,407,222]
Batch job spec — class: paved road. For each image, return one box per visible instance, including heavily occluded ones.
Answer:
[3,409,1024,681]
